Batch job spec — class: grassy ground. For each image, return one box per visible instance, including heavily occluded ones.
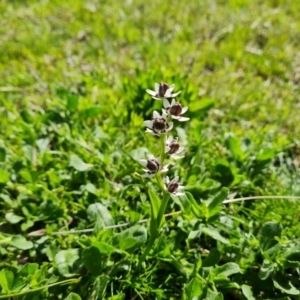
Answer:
[1,0,300,299]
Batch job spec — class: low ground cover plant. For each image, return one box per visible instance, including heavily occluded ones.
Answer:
[1,0,300,299]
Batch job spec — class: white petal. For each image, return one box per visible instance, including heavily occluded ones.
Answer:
[172,155,184,160]
[155,83,159,92]
[167,122,174,131]
[178,117,190,122]
[163,98,170,108]
[171,115,180,120]
[162,111,168,120]
[175,192,185,196]
[146,89,157,97]
[144,120,154,128]
[171,91,181,97]
[177,147,185,154]
[171,99,176,106]
[145,128,157,136]
[181,107,188,114]
[165,90,171,97]
[153,96,162,101]
[156,157,161,164]
[169,84,175,92]
[153,110,160,119]
[172,176,179,183]
[140,159,148,167]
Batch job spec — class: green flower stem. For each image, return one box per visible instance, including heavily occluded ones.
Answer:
[137,234,156,269]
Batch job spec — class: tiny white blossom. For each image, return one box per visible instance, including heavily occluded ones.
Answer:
[163,99,189,122]
[165,136,185,159]
[146,82,181,100]
[165,176,184,196]
[144,110,173,136]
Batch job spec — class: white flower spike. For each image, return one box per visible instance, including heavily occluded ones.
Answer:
[146,82,181,100]
[163,99,189,122]
[144,110,173,136]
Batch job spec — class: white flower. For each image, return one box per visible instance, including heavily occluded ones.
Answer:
[146,82,181,100]
[144,110,173,136]
[165,176,184,196]
[163,99,189,122]
[165,136,185,159]
[140,155,170,178]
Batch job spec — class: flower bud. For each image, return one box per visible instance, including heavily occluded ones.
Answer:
[146,159,160,172]
[168,139,180,154]
[152,118,166,132]
[167,181,179,193]
[169,102,182,116]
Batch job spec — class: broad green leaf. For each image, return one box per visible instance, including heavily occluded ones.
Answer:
[260,222,282,253]
[206,289,224,300]
[189,98,214,113]
[184,277,205,299]
[225,133,244,161]
[70,154,93,172]
[273,273,300,295]
[258,259,274,280]
[201,226,229,244]
[0,169,9,183]
[82,246,103,275]
[19,263,39,276]
[87,203,114,231]
[93,241,115,254]
[202,248,221,267]
[55,249,81,277]
[211,262,241,278]
[10,235,33,250]
[242,284,255,300]
[65,292,82,300]
[5,212,24,224]
[0,269,14,292]
[112,225,147,250]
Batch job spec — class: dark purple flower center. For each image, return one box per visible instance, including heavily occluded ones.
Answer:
[167,181,179,193]
[153,118,166,132]
[169,102,182,116]
[158,83,169,97]
[146,159,160,172]
[168,140,180,154]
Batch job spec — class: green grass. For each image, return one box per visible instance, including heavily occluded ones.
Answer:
[0,0,300,299]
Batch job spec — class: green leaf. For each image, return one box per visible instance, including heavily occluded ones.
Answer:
[82,246,103,275]
[273,273,300,295]
[211,262,241,278]
[202,248,221,267]
[184,277,205,299]
[207,187,228,213]
[55,249,81,277]
[0,169,9,183]
[0,147,6,162]
[189,98,215,113]
[94,275,110,299]
[225,133,244,161]
[242,284,255,300]
[148,188,160,235]
[258,259,274,280]
[79,107,102,119]
[112,225,147,250]
[70,154,93,172]
[5,212,24,224]
[19,263,39,276]
[10,235,33,250]
[206,289,224,300]
[66,94,79,112]
[65,292,82,300]
[0,269,14,292]
[87,203,114,232]
[201,226,229,244]
[260,221,282,253]
[93,241,115,254]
